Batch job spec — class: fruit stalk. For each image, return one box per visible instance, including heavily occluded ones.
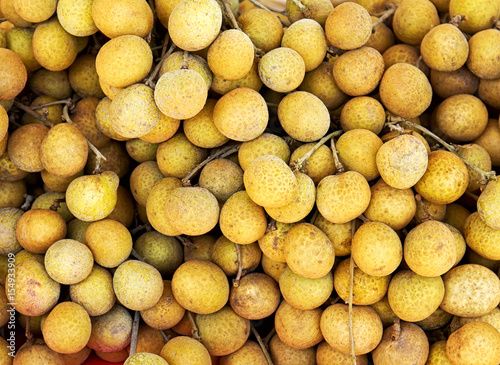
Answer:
[31,98,72,110]
[129,311,140,356]
[187,311,202,341]
[13,100,52,127]
[251,323,274,365]
[371,3,397,29]
[144,42,177,88]
[20,195,34,211]
[233,243,243,287]
[291,130,343,172]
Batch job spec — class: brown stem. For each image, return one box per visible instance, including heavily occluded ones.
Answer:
[144,42,177,88]
[25,316,34,345]
[49,198,65,212]
[129,311,140,356]
[176,235,195,249]
[290,130,343,172]
[251,324,274,365]
[160,330,171,343]
[449,14,467,27]
[263,328,276,347]
[349,220,357,365]
[182,144,241,186]
[8,114,21,129]
[330,296,341,305]
[267,219,277,232]
[233,244,244,287]
[326,45,343,57]
[309,209,319,224]
[187,311,201,341]
[371,3,397,30]
[358,214,370,224]
[20,195,34,211]
[180,50,189,69]
[130,223,153,235]
[13,100,53,127]
[160,33,171,58]
[290,0,311,18]
[246,0,290,26]
[31,98,72,110]
[391,318,401,342]
[465,190,479,201]
[131,249,146,262]
[331,136,345,175]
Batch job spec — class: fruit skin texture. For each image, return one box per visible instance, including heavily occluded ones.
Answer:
[414,150,469,205]
[160,335,211,365]
[446,322,500,365]
[57,0,98,37]
[392,0,440,45]
[0,48,27,101]
[168,0,222,52]
[238,9,283,53]
[140,280,185,330]
[87,304,132,353]
[467,29,500,80]
[441,264,500,317]
[66,171,119,222]
[220,340,267,365]
[450,0,500,35]
[258,47,305,93]
[316,171,371,224]
[171,260,229,315]
[42,302,91,354]
[379,63,433,119]
[477,180,500,230]
[44,239,94,285]
[125,353,169,365]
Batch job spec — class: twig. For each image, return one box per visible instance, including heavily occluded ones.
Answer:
[465,190,479,201]
[31,98,72,110]
[449,15,467,27]
[182,144,241,186]
[251,323,274,365]
[144,42,177,89]
[290,130,343,172]
[130,223,153,235]
[176,235,195,249]
[0,18,7,22]
[309,209,319,224]
[415,194,432,223]
[357,214,370,224]
[20,195,34,211]
[330,296,341,305]
[25,315,33,345]
[416,55,423,69]
[160,33,170,58]
[131,249,146,262]
[247,0,290,26]
[187,311,201,341]
[371,3,397,30]
[267,219,277,232]
[290,0,311,18]
[8,114,21,129]
[62,104,107,172]
[181,50,189,69]
[13,100,53,127]
[326,45,343,57]
[263,328,276,347]
[129,311,140,356]
[49,198,65,212]
[160,330,171,343]
[386,115,497,182]
[349,220,357,365]
[233,244,244,287]
[331,136,345,175]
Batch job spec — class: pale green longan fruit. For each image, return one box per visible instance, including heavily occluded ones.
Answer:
[199,158,244,203]
[160,336,211,365]
[0,48,27,101]
[129,161,164,206]
[340,96,386,135]
[325,2,372,50]
[5,27,40,72]
[450,0,500,35]
[210,236,261,277]
[281,19,327,72]
[392,0,440,46]
[277,91,329,143]
[238,133,290,171]
[183,99,229,149]
[258,47,305,93]
[155,69,208,120]
[92,0,153,39]
[0,207,23,255]
[69,54,105,99]
[168,0,222,52]
[66,171,119,222]
[32,17,77,72]
[7,124,48,173]
[213,87,268,142]
[316,171,371,224]
[388,270,445,322]
[57,0,98,37]
[208,29,254,81]
[134,232,183,276]
[44,239,94,285]
[70,264,116,317]
[87,304,132,353]
[96,35,153,88]
[238,8,283,53]
[42,302,91,355]
[172,259,229,315]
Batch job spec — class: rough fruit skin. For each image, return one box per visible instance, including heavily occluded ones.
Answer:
[168,0,222,51]
[379,63,433,119]
[57,0,98,37]
[316,171,371,224]
[140,280,185,330]
[450,0,500,34]
[467,29,500,80]
[0,48,27,101]
[392,0,440,45]
[171,260,229,315]
[258,47,305,93]
[160,336,211,365]
[146,177,183,236]
[464,212,500,261]
[87,304,132,353]
[44,239,94,285]
[477,180,500,230]
[239,9,283,53]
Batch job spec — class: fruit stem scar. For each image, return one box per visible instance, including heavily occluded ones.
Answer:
[251,323,274,365]
[187,311,202,341]
[290,0,311,19]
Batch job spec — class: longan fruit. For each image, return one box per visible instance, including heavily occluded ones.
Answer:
[392,0,440,45]
[431,66,479,99]
[238,8,283,53]
[140,112,180,144]
[447,322,500,365]
[159,51,212,91]
[87,304,132,353]
[16,209,67,254]
[125,139,158,163]
[289,143,335,185]
[140,280,185,330]
[258,47,305,93]
[129,161,164,206]
[69,54,105,99]
[29,68,72,100]
[325,2,372,50]
[365,15,396,54]
[1,0,33,27]
[146,177,183,236]
[5,26,40,72]
[238,133,290,171]
[210,237,261,277]
[450,0,500,34]
[474,119,500,166]
[160,336,211,365]
[285,0,332,26]
[0,48,27,100]
[7,124,48,172]
[464,212,500,261]
[0,179,26,209]
[340,96,386,134]
[457,143,492,192]
[198,158,244,203]
[269,334,316,365]
[467,29,500,80]
[57,0,97,37]
[210,59,263,96]
[44,238,93,285]
[14,0,56,23]
[85,140,131,178]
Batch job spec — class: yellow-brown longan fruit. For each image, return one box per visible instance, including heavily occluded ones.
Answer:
[211,236,261,277]
[129,161,164,206]
[208,29,254,81]
[160,335,211,365]
[29,68,72,100]
[125,139,158,163]
[298,62,348,110]
[0,106,6,142]
[289,143,335,185]
[258,47,305,93]
[92,0,153,39]
[0,151,28,181]
[316,171,371,224]
[392,0,440,45]
[431,66,479,100]
[96,35,153,88]
[0,179,26,209]
[336,129,383,182]
[20,95,62,126]
[168,0,222,52]
[379,63,433,119]
[146,177,183,236]
[238,133,290,171]
[447,322,500,365]
[285,0,332,26]
[94,97,130,141]
[154,69,208,120]
[474,119,500,166]
[13,0,55,23]
[71,97,109,148]
[32,17,77,72]
[382,43,429,76]
[156,133,207,179]
[340,96,386,135]
[420,23,469,72]
[140,280,185,330]
[281,19,327,72]
[5,26,40,73]
[414,150,469,205]
[478,77,500,109]
[16,209,67,254]
[140,112,180,144]
[31,192,74,222]
[244,154,298,208]
[435,94,488,142]
[464,212,500,261]
[466,29,500,80]
[365,15,396,55]
[213,87,268,142]
[0,48,27,101]
[219,190,267,245]
[183,99,229,149]
[85,218,132,268]
[210,59,263,95]
[86,304,132,353]
[258,221,295,263]
[7,124,48,173]
[40,123,88,178]
[69,54,105,99]
[317,341,368,365]
[325,2,372,50]
[333,46,385,96]
[238,8,283,53]
[269,333,316,365]
[199,158,244,203]
[450,0,500,35]
[56,0,97,37]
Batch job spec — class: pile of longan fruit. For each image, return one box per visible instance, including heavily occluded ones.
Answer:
[1,0,500,364]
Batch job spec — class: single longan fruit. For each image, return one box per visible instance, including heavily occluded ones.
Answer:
[183,100,228,148]
[333,46,385,97]
[160,336,211,365]
[0,151,28,181]
[450,0,500,34]
[269,334,316,365]
[238,133,290,171]
[71,97,108,148]
[258,47,305,93]
[168,0,222,51]
[7,124,48,172]
[0,48,27,100]
[95,35,153,88]
[86,140,131,178]
[140,112,180,144]
[211,237,261,277]
[159,51,212,91]
[478,77,500,109]
[87,304,132,353]
[129,161,164,206]
[382,43,429,76]
[431,66,479,99]
[57,0,97,37]
[340,96,386,134]
[447,322,500,365]
[5,26,40,73]
[365,15,396,54]
[467,29,500,80]
[14,0,56,23]
[1,0,32,27]
[213,87,268,142]
[258,221,295,262]
[69,54,105,99]
[0,179,26,209]
[16,209,67,254]
[464,212,500,261]
[238,8,283,53]
[392,0,440,45]
[29,68,71,100]
[477,179,500,230]
[44,239,93,285]
[199,158,244,203]
[317,341,368,365]
[286,0,332,26]
[414,150,469,205]
[457,144,492,193]
[379,63,433,119]
[474,119,500,166]
[325,2,372,50]
[313,215,357,257]
[210,59,263,95]
[92,0,153,38]
[140,280,185,330]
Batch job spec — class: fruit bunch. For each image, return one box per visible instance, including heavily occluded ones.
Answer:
[1,0,500,364]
